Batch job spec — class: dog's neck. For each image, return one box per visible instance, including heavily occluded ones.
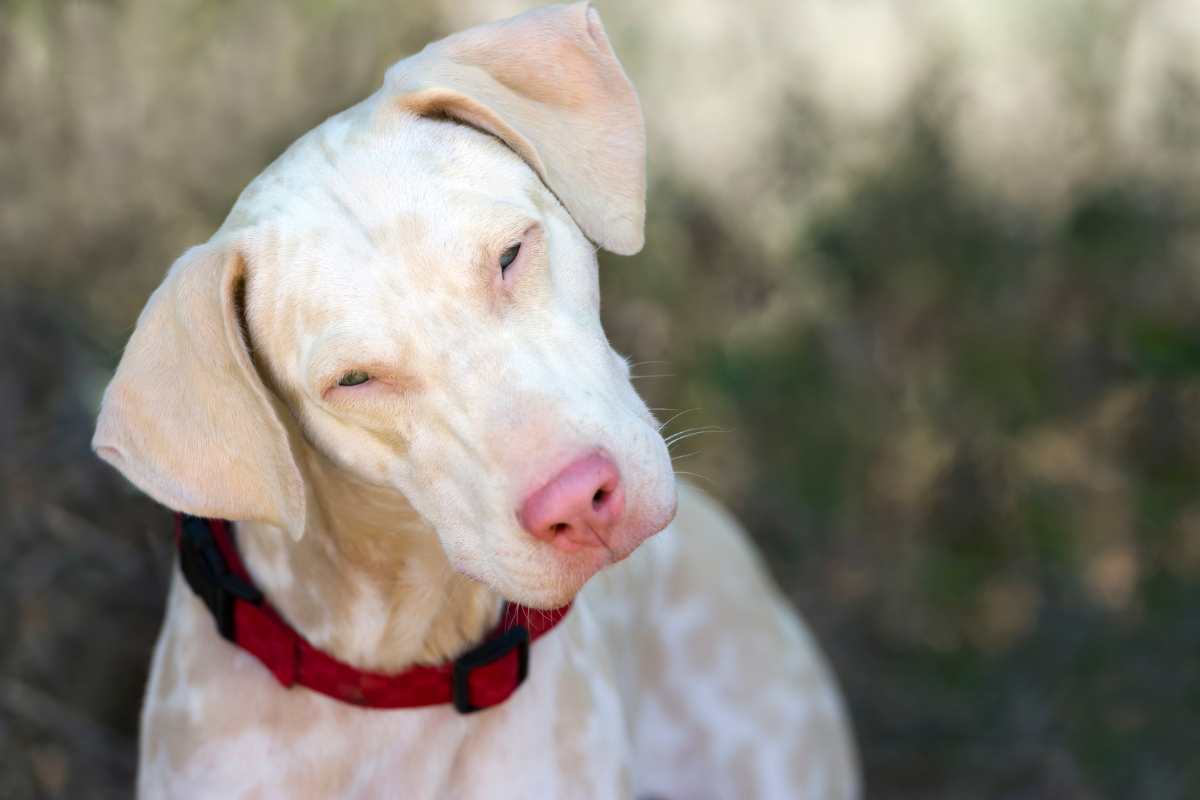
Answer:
[235,447,503,672]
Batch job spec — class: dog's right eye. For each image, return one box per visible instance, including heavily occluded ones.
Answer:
[338,370,370,387]
[499,244,520,273]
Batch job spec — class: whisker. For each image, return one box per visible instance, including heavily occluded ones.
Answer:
[673,470,718,487]
[626,360,672,371]
[630,373,675,381]
[662,424,725,440]
[666,433,726,451]
[656,408,699,433]
[663,427,727,448]
[670,450,701,462]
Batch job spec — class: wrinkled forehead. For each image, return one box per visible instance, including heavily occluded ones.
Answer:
[235,113,550,370]
[243,115,544,296]
[255,114,542,263]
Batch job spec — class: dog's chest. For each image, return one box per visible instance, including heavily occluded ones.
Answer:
[138,572,640,799]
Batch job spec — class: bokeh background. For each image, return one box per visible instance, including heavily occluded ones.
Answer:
[4,0,1200,797]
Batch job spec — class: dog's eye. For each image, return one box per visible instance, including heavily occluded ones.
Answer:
[337,370,370,387]
[499,244,520,272]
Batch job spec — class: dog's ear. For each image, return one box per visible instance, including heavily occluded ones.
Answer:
[386,1,645,255]
[93,242,307,540]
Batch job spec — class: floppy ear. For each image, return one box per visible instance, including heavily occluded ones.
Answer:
[385,1,646,255]
[93,241,307,539]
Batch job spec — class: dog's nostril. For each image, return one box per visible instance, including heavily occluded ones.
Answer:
[519,453,624,545]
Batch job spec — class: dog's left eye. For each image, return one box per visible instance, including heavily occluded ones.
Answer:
[338,370,370,387]
[499,244,520,273]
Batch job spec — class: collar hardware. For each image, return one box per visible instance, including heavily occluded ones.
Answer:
[452,624,530,713]
[178,514,263,641]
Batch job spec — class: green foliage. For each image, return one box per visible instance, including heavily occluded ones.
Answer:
[7,1,1200,797]
[607,107,1200,797]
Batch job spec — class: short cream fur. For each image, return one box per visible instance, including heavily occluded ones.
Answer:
[94,4,860,797]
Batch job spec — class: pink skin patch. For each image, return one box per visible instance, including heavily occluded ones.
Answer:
[518,452,626,554]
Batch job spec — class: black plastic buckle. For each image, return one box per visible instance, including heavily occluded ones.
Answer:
[178,515,263,642]
[451,625,530,714]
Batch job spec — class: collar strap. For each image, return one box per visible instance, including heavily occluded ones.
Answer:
[175,514,570,714]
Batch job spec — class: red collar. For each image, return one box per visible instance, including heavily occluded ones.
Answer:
[175,514,570,713]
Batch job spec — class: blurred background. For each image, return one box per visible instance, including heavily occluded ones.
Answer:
[3,0,1200,797]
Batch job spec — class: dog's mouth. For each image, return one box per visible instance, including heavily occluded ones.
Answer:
[485,486,678,609]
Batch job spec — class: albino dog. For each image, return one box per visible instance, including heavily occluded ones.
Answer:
[94,3,859,797]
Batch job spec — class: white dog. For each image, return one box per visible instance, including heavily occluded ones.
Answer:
[94,3,859,797]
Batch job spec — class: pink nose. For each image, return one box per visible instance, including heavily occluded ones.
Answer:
[519,453,625,551]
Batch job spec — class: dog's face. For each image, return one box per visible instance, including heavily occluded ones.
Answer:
[93,3,675,607]
[244,117,675,606]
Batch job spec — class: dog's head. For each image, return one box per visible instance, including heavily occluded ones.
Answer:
[93,3,676,608]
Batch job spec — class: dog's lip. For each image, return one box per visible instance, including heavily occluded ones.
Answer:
[541,519,621,555]
[620,492,678,552]
[456,485,679,608]
[659,492,680,530]
[555,496,673,564]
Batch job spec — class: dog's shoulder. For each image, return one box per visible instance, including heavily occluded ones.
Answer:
[595,481,863,799]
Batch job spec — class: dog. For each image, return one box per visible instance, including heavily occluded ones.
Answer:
[93,3,860,797]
